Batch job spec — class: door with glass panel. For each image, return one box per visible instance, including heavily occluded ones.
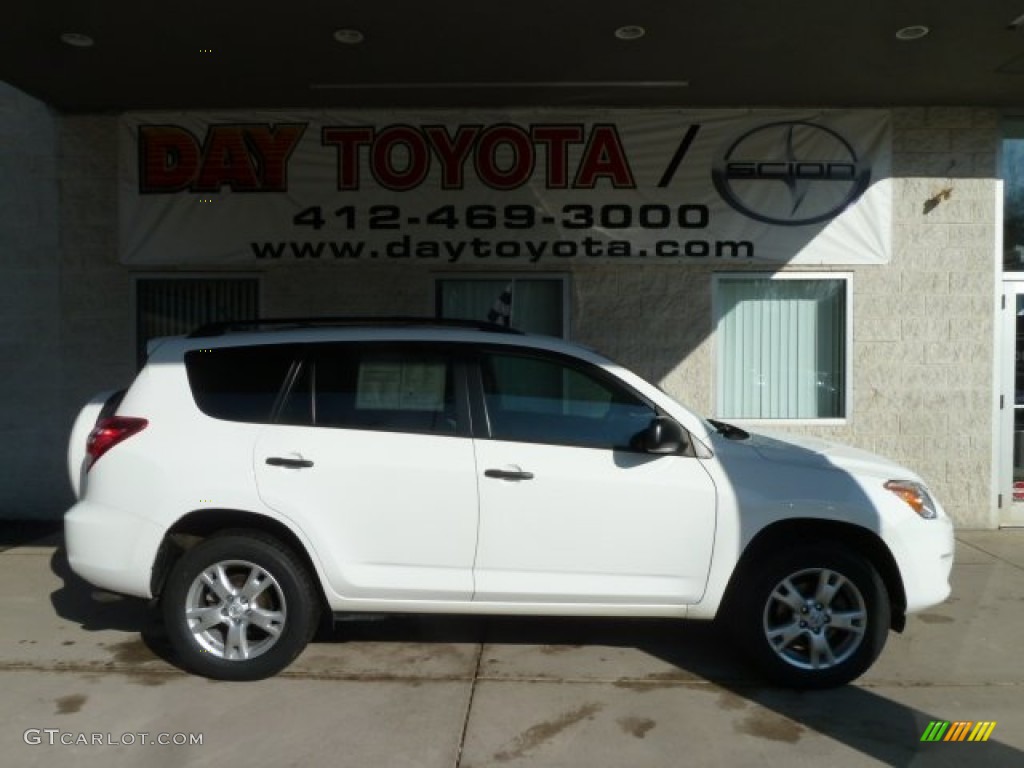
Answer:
[999,122,1024,525]
[1000,284,1024,525]
[471,348,717,604]
[254,342,480,598]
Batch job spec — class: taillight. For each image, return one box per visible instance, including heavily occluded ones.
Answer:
[86,417,148,470]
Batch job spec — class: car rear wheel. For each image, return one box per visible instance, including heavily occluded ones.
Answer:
[162,532,319,681]
[738,543,890,689]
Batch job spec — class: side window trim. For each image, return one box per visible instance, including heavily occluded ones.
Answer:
[451,355,474,439]
[269,356,306,424]
[465,348,492,440]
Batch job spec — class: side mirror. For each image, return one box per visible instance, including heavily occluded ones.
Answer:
[640,417,686,455]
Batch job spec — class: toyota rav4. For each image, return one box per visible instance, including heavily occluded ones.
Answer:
[64,318,954,686]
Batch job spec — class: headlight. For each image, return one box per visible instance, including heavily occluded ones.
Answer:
[884,480,938,519]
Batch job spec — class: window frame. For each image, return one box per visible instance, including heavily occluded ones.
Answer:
[1002,118,1024,273]
[712,271,853,426]
[434,273,571,338]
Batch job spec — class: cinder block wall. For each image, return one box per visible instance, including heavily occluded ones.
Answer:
[59,116,134,441]
[846,108,997,527]
[8,105,1003,526]
[0,84,64,518]
[804,108,997,528]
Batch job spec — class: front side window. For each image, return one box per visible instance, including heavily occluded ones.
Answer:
[481,351,655,449]
[715,276,849,420]
[281,345,460,435]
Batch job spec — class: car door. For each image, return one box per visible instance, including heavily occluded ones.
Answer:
[471,348,717,605]
[253,342,479,602]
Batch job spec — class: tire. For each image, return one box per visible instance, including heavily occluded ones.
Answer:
[161,532,320,681]
[736,543,890,689]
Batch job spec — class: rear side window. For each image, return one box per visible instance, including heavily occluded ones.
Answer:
[280,344,461,435]
[185,345,296,423]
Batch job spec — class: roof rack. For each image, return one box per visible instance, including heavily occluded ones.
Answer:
[187,316,524,338]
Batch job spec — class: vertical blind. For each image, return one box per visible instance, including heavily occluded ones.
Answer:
[436,278,564,337]
[136,278,259,365]
[717,278,846,419]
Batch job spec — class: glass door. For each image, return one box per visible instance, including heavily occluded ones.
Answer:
[1001,283,1024,525]
[1000,123,1024,524]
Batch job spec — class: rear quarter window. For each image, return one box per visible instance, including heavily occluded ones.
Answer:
[185,345,296,423]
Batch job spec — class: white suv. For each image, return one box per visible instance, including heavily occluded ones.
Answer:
[65,319,954,687]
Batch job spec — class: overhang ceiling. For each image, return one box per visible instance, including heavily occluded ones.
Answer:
[2,2,1024,113]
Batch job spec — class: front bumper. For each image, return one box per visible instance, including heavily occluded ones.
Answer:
[887,512,956,614]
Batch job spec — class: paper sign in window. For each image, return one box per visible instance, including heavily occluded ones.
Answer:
[355,361,446,411]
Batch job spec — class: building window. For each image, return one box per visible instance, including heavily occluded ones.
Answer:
[1004,119,1024,272]
[714,274,850,421]
[135,276,259,365]
[435,276,567,337]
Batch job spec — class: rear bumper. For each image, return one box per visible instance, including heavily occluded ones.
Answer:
[64,501,164,599]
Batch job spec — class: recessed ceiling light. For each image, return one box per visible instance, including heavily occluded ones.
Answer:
[895,25,930,41]
[614,25,646,41]
[60,32,95,48]
[333,28,365,45]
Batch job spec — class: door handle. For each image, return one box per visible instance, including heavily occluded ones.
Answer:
[484,468,534,481]
[266,456,314,468]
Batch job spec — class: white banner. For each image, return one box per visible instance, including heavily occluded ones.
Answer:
[119,109,891,266]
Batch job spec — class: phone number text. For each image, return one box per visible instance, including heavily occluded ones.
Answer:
[292,203,712,232]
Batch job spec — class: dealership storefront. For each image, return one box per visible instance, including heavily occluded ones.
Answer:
[2,79,1020,528]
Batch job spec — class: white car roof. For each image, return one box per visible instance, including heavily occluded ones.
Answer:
[149,321,604,365]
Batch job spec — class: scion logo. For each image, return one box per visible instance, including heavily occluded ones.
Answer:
[711,121,871,227]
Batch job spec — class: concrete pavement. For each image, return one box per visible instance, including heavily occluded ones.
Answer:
[0,528,1022,767]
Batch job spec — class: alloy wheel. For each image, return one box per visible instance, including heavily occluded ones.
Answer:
[184,559,288,661]
[761,566,868,671]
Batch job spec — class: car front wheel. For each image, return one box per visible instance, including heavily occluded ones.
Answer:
[162,532,319,680]
[738,544,890,689]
